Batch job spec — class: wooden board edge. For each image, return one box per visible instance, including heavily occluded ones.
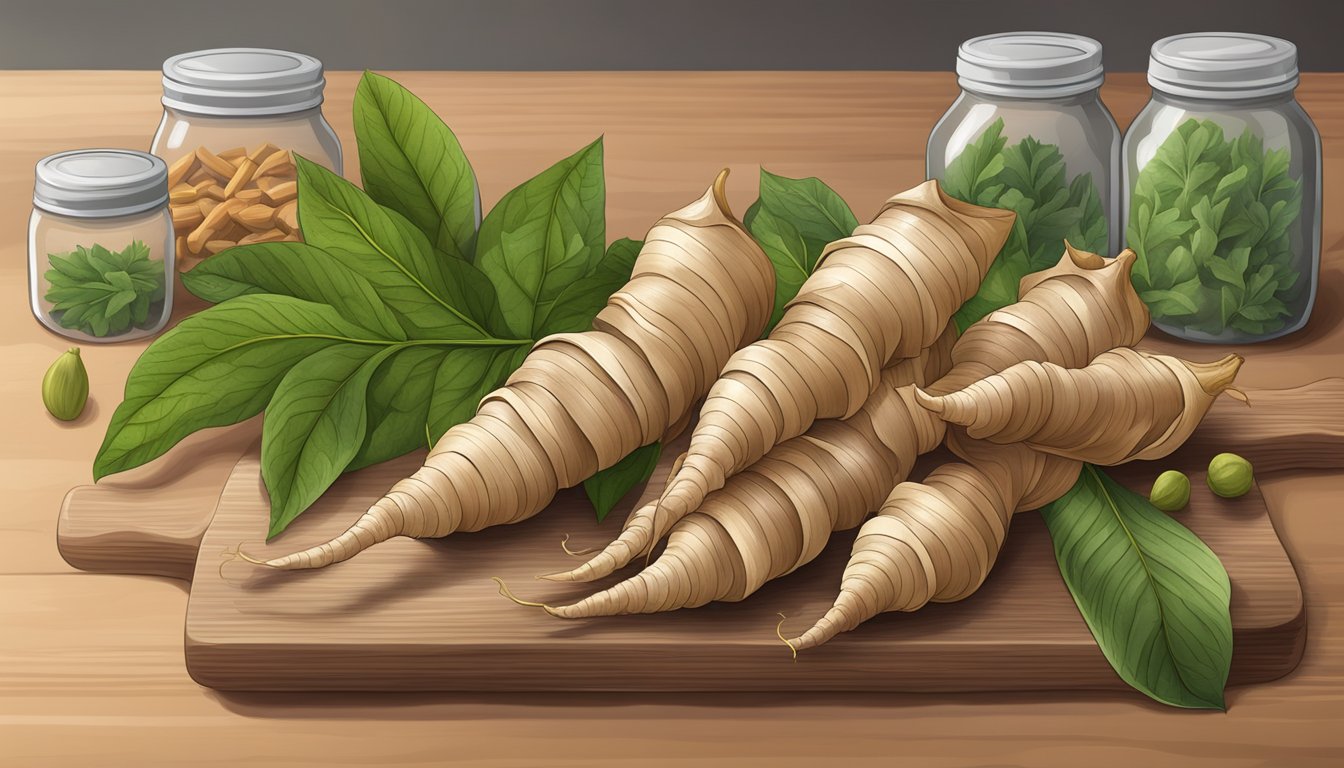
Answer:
[56,485,203,580]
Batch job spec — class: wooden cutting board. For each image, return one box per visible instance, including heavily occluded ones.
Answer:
[58,381,1333,693]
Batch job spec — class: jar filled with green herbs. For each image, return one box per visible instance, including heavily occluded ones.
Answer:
[29,150,173,342]
[928,32,1120,329]
[1124,33,1321,343]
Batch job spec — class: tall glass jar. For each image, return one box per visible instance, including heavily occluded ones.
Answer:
[29,150,174,342]
[1123,33,1320,343]
[150,48,342,271]
[928,32,1120,319]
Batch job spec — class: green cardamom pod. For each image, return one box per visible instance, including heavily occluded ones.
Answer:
[1149,470,1191,512]
[1207,453,1254,499]
[43,347,89,421]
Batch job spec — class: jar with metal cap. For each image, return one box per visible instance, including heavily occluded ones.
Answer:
[150,47,342,270]
[928,32,1120,317]
[29,150,174,342]
[1124,33,1320,343]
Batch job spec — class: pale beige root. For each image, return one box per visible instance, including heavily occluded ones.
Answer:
[259,171,775,570]
[641,181,1014,565]
[786,432,1082,651]
[534,333,956,612]
[928,243,1151,396]
[543,326,957,584]
[918,348,1245,465]
[536,379,948,616]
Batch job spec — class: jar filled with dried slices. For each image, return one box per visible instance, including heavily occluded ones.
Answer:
[150,48,342,270]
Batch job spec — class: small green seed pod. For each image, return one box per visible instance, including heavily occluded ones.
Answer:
[43,347,89,422]
[1207,453,1254,498]
[1149,470,1191,512]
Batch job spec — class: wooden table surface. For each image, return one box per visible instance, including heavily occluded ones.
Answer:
[3,71,1343,767]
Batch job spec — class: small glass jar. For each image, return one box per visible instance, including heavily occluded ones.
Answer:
[150,48,342,270]
[928,33,1121,271]
[29,150,174,342]
[1123,33,1321,343]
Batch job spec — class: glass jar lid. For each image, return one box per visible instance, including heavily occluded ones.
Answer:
[956,32,1105,98]
[1148,33,1298,100]
[34,150,169,218]
[162,47,326,116]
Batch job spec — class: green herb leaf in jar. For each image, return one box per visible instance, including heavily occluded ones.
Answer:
[940,118,1110,330]
[1128,119,1304,338]
[43,241,166,338]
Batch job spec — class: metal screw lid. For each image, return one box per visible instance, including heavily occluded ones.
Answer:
[34,150,169,218]
[162,47,326,116]
[1148,33,1299,100]
[957,32,1105,98]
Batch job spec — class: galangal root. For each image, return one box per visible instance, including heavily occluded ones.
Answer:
[558,182,1014,582]
[255,170,775,570]
[553,242,1148,585]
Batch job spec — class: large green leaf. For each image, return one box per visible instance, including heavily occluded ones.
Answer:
[535,237,642,336]
[181,241,405,340]
[476,138,606,338]
[427,345,531,442]
[262,344,393,537]
[93,295,375,479]
[294,154,502,339]
[353,70,480,261]
[347,346,448,471]
[744,170,857,333]
[1040,465,1232,709]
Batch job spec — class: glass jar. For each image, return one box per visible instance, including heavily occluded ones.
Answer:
[150,48,342,271]
[1123,33,1320,343]
[29,150,174,342]
[928,32,1121,314]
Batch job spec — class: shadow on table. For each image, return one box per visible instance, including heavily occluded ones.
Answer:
[208,686,1246,719]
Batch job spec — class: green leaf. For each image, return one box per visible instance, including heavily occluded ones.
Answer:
[262,344,392,537]
[426,345,531,443]
[940,118,1008,202]
[94,295,375,479]
[747,169,857,333]
[353,71,480,261]
[47,251,102,282]
[1041,466,1232,709]
[347,346,448,471]
[535,237,643,336]
[584,441,662,522]
[182,241,406,340]
[476,138,606,338]
[293,154,502,340]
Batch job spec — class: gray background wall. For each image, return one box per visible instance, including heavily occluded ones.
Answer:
[1,0,1341,71]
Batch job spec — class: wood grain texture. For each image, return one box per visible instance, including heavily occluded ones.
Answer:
[56,426,258,580]
[170,434,1302,692]
[4,71,1344,766]
[1176,379,1344,473]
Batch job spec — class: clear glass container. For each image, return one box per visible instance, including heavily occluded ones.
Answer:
[1123,33,1321,343]
[149,48,342,270]
[928,33,1121,277]
[29,150,174,343]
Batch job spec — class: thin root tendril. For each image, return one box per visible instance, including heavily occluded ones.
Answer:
[776,612,798,661]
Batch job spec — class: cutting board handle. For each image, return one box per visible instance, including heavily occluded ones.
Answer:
[57,427,259,580]
[1180,377,1344,472]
